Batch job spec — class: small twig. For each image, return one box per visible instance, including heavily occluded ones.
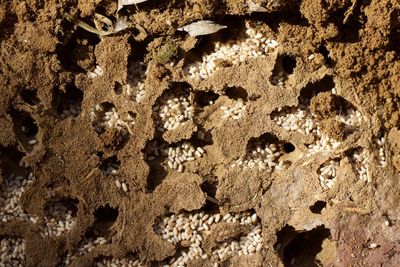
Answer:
[64,13,113,36]
[82,168,97,182]
[120,121,134,135]
[343,0,360,24]
[205,195,220,205]
[118,202,127,240]
[343,207,369,214]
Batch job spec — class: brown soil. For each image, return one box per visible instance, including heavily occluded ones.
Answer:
[1,0,400,266]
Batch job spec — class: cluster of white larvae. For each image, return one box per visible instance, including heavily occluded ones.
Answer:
[95,256,143,267]
[272,89,391,188]
[101,160,119,176]
[144,141,205,173]
[88,65,104,79]
[38,200,77,238]
[115,179,129,192]
[187,25,278,80]
[0,237,26,266]
[154,211,262,266]
[273,106,341,156]
[338,109,364,133]
[166,143,205,172]
[153,92,195,132]
[67,237,108,262]
[124,62,148,103]
[90,104,135,135]
[0,172,38,224]
[375,137,387,167]
[272,92,365,156]
[77,237,108,256]
[270,70,288,87]
[307,133,341,156]
[220,101,246,120]
[88,65,105,79]
[318,160,339,189]
[273,106,316,135]
[60,102,81,119]
[351,149,372,183]
[60,237,108,266]
[231,141,284,172]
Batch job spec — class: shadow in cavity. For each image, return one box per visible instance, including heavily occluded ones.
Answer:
[45,197,79,218]
[194,90,219,108]
[283,142,295,153]
[225,86,248,101]
[275,224,332,267]
[201,177,219,212]
[20,89,40,106]
[9,109,38,152]
[270,54,297,87]
[389,9,400,54]
[142,139,168,192]
[298,76,335,106]
[52,84,83,118]
[309,201,327,214]
[0,146,26,178]
[93,204,119,237]
[57,26,100,72]
[99,155,120,176]
[317,43,334,67]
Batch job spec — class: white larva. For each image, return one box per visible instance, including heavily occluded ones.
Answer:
[122,182,128,192]
[28,139,37,145]
[115,180,121,189]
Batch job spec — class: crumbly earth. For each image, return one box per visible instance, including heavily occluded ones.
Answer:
[0,0,400,266]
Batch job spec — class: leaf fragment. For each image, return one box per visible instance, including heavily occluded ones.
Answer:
[177,20,227,37]
[118,0,149,11]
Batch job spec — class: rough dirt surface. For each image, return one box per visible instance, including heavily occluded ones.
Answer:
[1,0,400,266]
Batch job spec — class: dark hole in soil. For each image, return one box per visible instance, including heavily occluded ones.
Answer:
[195,91,219,107]
[389,9,400,54]
[282,55,297,74]
[299,76,335,105]
[45,198,79,217]
[143,139,168,192]
[114,82,123,95]
[247,132,279,151]
[317,44,334,67]
[270,54,297,86]
[8,109,38,151]
[275,224,331,267]
[57,27,100,72]
[100,155,120,176]
[283,143,295,153]
[20,89,40,106]
[93,204,119,235]
[225,86,248,101]
[53,84,83,118]
[309,201,327,214]
[21,116,38,138]
[201,178,219,211]
[0,146,26,178]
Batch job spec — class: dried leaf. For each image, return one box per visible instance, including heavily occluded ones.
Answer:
[177,20,227,37]
[118,0,149,11]
[114,17,129,32]
[248,0,268,12]
[64,13,113,36]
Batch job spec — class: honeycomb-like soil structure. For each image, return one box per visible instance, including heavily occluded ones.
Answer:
[1,0,400,266]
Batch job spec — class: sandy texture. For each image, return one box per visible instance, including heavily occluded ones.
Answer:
[0,0,400,266]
